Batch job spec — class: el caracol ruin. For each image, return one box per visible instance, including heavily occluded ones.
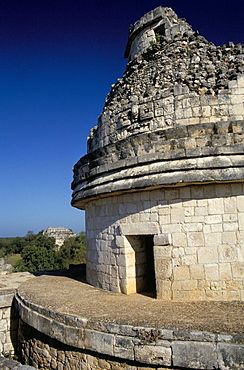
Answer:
[71,6,244,301]
[1,7,244,370]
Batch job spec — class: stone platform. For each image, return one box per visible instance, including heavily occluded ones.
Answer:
[15,271,244,369]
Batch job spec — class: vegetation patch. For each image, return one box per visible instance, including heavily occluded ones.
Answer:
[0,231,86,273]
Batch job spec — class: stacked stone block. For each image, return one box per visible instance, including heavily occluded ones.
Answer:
[15,292,244,370]
[84,183,244,300]
[0,291,18,356]
[71,7,244,301]
[87,75,244,152]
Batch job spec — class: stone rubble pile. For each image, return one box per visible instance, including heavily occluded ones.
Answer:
[87,7,244,153]
[110,35,244,104]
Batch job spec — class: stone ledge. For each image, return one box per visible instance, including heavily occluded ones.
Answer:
[0,356,36,369]
[0,290,16,308]
[72,166,244,209]
[15,292,244,369]
[73,120,244,187]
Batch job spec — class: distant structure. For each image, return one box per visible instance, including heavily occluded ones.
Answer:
[43,226,76,247]
[71,7,244,301]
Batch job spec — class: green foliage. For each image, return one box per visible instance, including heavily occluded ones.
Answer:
[155,32,163,42]
[20,245,57,272]
[5,253,22,266]
[57,232,86,269]
[4,237,26,255]
[0,238,15,256]
[0,241,5,257]
[27,233,56,249]
[18,234,57,272]
[1,230,86,272]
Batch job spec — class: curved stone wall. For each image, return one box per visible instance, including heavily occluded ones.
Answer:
[15,284,244,369]
[84,183,244,300]
[71,7,244,301]
[71,10,244,208]
[72,119,244,208]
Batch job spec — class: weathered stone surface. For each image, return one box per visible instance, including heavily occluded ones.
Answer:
[172,341,218,369]
[0,273,34,358]
[217,343,244,370]
[134,343,171,366]
[119,222,159,235]
[154,234,170,246]
[114,335,135,360]
[71,7,244,300]
[13,274,244,368]
[0,259,13,276]
[84,330,114,356]
[0,356,36,369]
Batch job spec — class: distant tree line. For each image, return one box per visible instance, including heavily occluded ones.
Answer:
[0,231,86,272]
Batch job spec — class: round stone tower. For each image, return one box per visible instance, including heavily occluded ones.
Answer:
[71,7,244,301]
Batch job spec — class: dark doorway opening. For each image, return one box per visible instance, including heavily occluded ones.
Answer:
[127,235,156,297]
[154,24,166,39]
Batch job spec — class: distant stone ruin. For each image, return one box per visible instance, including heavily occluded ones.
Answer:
[43,226,76,247]
[71,7,244,301]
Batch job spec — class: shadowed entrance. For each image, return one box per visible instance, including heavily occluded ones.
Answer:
[126,235,156,297]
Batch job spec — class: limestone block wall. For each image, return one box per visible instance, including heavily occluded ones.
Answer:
[17,319,244,370]
[72,6,244,301]
[0,290,18,355]
[0,272,34,357]
[15,289,244,370]
[88,75,244,152]
[85,182,244,301]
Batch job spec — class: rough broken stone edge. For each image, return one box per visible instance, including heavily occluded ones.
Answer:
[0,355,37,369]
[15,292,244,369]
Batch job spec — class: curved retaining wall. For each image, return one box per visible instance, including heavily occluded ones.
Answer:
[0,272,34,357]
[15,291,244,370]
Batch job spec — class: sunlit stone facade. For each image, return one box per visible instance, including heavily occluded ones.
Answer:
[72,7,244,300]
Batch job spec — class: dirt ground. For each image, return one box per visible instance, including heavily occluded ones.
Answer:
[17,269,244,336]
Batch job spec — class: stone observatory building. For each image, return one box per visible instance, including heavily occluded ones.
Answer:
[71,7,244,301]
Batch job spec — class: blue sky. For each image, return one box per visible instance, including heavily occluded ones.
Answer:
[1,0,244,237]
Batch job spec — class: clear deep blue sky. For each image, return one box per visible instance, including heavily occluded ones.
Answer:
[1,0,244,237]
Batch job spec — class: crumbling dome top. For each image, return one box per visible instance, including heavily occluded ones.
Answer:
[124,7,193,61]
[71,7,244,210]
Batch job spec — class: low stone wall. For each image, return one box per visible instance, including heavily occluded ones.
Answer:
[0,356,36,369]
[0,290,18,356]
[15,291,244,370]
[0,273,34,357]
